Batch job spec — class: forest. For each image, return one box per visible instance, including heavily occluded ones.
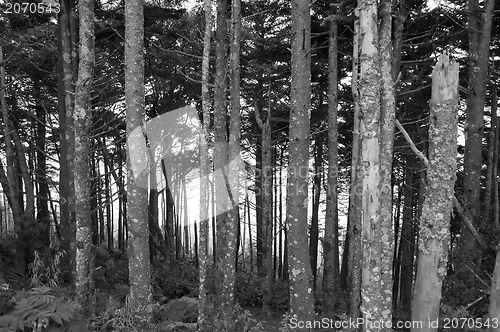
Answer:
[0,0,499,331]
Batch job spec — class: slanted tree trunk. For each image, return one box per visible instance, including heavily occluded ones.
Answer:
[125,0,152,319]
[0,46,27,276]
[287,0,314,326]
[411,52,459,332]
[161,159,175,263]
[74,0,94,313]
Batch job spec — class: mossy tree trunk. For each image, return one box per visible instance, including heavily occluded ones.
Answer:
[212,0,238,329]
[287,0,315,327]
[358,0,384,328]
[74,0,94,314]
[57,0,77,286]
[197,0,212,328]
[125,0,153,319]
[411,52,459,332]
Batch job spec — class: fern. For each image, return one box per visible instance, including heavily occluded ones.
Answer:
[0,286,83,332]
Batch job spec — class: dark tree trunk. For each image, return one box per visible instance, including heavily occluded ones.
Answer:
[309,136,322,293]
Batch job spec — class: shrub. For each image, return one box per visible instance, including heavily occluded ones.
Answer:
[152,260,198,301]
[203,303,264,332]
[0,286,85,332]
[234,272,263,307]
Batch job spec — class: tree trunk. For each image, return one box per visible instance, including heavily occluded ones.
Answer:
[322,12,340,314]
[197,0,212,327]
[346,7,362,320]
[358,0,384,327]
[256,132,264,276]
[229,0,241,274]
[399,159,415,321]
[58,0,77,285]
[489,243,500,331]
[310,136,322,293]
[485,70,498,226]
[493,83,499,231]
[213,0,237,328]
[33,81,50,250]
[0,46,26,276]
[74,0,94,313]
[411,52,459,332]
[461,0,494,267]
[378,0,396,324]
[255,89,273,314]
[287,0,314,326]
[161,159,175,263]
[125,0,152,318]
[278,152,284,280]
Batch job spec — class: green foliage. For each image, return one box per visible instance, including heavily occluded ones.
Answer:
[0,286,83,332]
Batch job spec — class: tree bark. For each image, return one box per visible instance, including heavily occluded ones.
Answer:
[57,0,77,285]
[493,83,499,231]
[322,13,340,314]
[0,46,27,275]
[399,158,415,321]
[33,80,50,250]
[489,243,500,332]
[255,91,273,314]
[462,0,494,265]
[411,52,459,332]
[213,0,237,328]
[358,0,383,328]
[287,0,314,326]
[486,66,498,227]
[343,7,363,321]
[74,0,94,314]
[197,0,212,327]
[378,0,396,324]
[125,0,152,318]
[310,136,322,293]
